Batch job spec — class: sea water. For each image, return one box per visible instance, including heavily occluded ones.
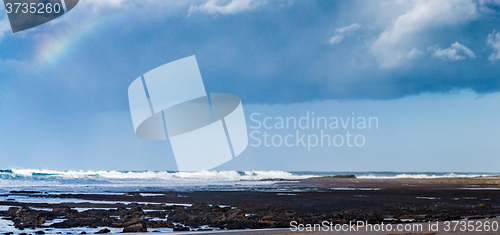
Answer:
[0,169,497,194]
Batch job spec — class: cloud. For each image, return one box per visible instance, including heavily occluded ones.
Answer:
[429,42,476,61]
[406,47,423,59]
[2,0,500,107]
[329,23,360,44]
[77,0,268,15]
[487,31,500,61]
[83,0,126,7]
[188,0,267,16]
[371,0,479,67]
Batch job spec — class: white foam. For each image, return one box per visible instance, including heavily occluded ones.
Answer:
[416,196,439,200]
[140,193,165,196]
[43,218,67,226]
[143,209,163,212]
[330,188,381,191]
[0,169,312,192]
[29,207,53,211]
[148,217,168,221]
[0,205,12,211]
[0,218,16,233]
[165,203,192,207]
[4,169,312,181]
[74,207,119,212]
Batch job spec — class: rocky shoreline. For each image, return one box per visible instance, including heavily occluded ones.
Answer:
[0,176,499,234]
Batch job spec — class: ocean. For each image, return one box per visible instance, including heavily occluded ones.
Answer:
[0,169,497,194]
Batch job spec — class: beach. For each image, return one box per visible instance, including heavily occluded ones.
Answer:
[0,171,499,234]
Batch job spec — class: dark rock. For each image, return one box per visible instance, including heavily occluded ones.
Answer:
[2,232,14,235]
[123,223,147,233]
[332,174,356,178]
[434,214,461,221]
[146,220,174,228]
[122,219,144,227]
[52,206,77,215]
[9,190,41,194]
[7,207,20,214]
[16,206,32,215]
[35,231,45,234]
[94,228,110,234]
[173,226,190,231]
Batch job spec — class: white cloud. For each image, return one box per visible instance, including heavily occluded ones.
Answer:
[0,0,270,37]
[371,0,480,67]
[188,0,267,16]
[83,0,126,7]
[329,23,360,45]
[487,31,500,61]
[75,0,273,16]
[77,0,193,14]
[43,0,201,28]
[429,42,476,61]
[406,47,423,59]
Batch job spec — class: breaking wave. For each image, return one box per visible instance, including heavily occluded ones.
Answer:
[0,169,312,181]
[0,169,496,192]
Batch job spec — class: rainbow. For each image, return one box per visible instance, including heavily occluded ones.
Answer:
[34,12,124,69]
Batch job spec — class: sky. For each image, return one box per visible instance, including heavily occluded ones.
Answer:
[0,0,499,172]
